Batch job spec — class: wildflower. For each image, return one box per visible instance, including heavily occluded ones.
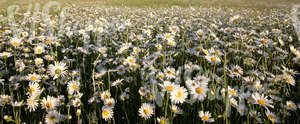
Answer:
[45,110,61,124]
[252,92,273,108]
[67,80,80,95]
[10,38,22,47]
[102,106,114,121]
[100,90,111,101]
[27,74,41,83]
[34,45,45,54]
[48,61,68,79]
[190,84,208,101]
[286,101,297,111]
[198,111,215,123]
[266,111,280,123]
[205,54,221,65]
[170,86,188,104]
[139,103,154,119]
[42,96,58,110]
[28,82,43,97]
[157,117,170,124]
[26,97,38,112]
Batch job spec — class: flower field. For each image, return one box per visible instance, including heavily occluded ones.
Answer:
[0,3,300,124]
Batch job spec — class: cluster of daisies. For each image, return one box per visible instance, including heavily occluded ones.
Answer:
[0,4,300,124]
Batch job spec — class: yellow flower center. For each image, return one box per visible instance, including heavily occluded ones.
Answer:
[160,119,166,124]
[144,109,149,115]
[248,81,254,86]
[46,39,52,44]
[288,104,294,109]
[4,98,8,102]
[268,115,275,121]
[50,116,56,121]
[286,78,291,83]
[166,86,174,91]
[30,76,37,81]
[102,110,109,117]
[55,69,62,74]
[233,68,239,73]
[202,115,209,121]
[37,49,42,53]
[72,85,77,90]
[30,88,35,94]
[46,102,52,108]
[196,87,203,94]
[230,90,236,95]
[148,93,153,99]
[261,40,268,44]
[166,35,171,39]
[129,58,134,63]
[107,101,112,106]
[211,57,216,62]
[12,42,19,46]
[176,91,182,98]
[258,99,266,105]
[169,42,174,46]
[104,94,108,99]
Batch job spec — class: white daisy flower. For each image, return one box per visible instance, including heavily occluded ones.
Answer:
[138,103,154,119]
[198,111,215,123]
[48,61,68,79]
[170,86,188,104]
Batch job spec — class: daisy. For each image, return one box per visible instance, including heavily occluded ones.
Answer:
[45,110,61,124]
[34,45,45,54]
[194,75,210,84]
[44,55,54,61]
[230,65,243,77]
[205,54,221,65]
[104,98,115,108]
[190,84,208,101]
[249,110,262,123]
[102,106,114,121]
[138,103,154,119]
[111,79,123,87]
[266,111,280,123]
[170,105,183,115]
[126,56,136,65]
[41,96,59,110]
[26,97,38,112]
[163,33,174,41]
[286,100,297,111]
[283,74,295,86]
[67,80,80,95]
[167,40,176,47]
[116,65,126,75]
[164,67,176,79]
[100,90,111,101]
[28,82,43,97]
[157,117,170,124]
[161,81,177,93]
[198,111,215,123]
[48,61,68,79]
[10,38,22,47]
[27,73,41,83]
[139,87,147,96]
[0,95,11,105]
[34,58,44,65]
[196,29,204,36]
[252,92,273,108]
[170,86,188,104]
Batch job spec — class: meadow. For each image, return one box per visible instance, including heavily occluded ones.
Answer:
[0,0,300,124]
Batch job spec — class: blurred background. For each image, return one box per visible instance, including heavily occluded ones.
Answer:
[0,0,300,8]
